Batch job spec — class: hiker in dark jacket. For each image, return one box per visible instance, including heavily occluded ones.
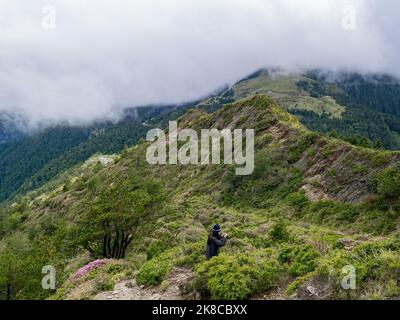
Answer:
[206,224,228,260]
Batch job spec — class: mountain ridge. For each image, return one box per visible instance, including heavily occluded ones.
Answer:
[1,69,400,204]
[1,95,399,300]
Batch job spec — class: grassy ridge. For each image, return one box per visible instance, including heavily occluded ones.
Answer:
[0,95,399,300]
[1,69,399,206]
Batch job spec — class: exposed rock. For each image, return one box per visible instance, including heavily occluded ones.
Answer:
[302,183,330,202]
[306,286,317,296]
[336,238,358,250]
[294,276,332,300]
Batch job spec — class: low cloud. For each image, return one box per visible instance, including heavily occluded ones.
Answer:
[0,0,399,128]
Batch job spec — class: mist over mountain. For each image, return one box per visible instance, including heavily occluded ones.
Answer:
[0,111,25,143]
[1,1,400,303]
[1,0,400,128]
[0,68,399,205]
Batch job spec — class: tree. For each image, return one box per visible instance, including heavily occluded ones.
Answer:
[374,139,384,149]
[0,249,23,300]
[80,175,165,259]
[358,137,372,148]
[329,130,339,139]
[377,166,400,199]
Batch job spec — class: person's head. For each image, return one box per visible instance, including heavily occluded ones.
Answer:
[212,224,222,237]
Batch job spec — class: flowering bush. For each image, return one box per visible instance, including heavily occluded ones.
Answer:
[72,259,110,280]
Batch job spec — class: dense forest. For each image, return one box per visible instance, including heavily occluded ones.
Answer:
[295,71,400,149]
[0,107,168,202]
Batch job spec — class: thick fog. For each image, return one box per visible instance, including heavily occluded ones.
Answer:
[0,0,399,128]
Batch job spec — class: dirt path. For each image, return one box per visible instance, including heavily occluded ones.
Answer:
[94,267,195,300]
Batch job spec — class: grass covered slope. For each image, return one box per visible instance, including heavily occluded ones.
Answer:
[0,104,192,203]
[222,69,400,149]
[0,69,399,205]
[0,95,399,300]
[232,70,345,119]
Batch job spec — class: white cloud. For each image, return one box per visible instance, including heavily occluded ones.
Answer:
[0,0,399,127]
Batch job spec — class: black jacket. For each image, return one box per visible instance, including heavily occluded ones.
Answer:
[205,234,227,260]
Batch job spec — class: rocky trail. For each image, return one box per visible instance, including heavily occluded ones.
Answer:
[95,267,195,300]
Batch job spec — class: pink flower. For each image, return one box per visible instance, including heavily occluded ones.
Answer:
[72,259,110,280]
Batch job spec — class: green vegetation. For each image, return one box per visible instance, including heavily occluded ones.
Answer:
[376,166,400,199]
[230,69,400,149]
[295,71,400,149]
[78,175,166,259]
[136,249,176,286]
[195,251,283,300]
[0,105,195,203]
[51,260,134,300]
[1,69,400,207]
[0,95,399,300]
[278,244,319,276]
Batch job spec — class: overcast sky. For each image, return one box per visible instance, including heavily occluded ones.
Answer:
[0,0,399,128]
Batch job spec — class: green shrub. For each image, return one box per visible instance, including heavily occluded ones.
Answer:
[337,206,359,222]
[73,178,86,191]
[160,280,169,292]
[258,256,285,290]
[370,152,391,166]
[286,191,310,212]
[178,241,206,266]
[285,272,316,296]
[287,132,318,164]
[95,275,115,292]
[136,258,171,286]
[146,240,167,261]
[63,180,71,192]
[279,244,319,276]
[269,220,290,242]
[385,279,400,297]
[136,250,176,286]
[104,262,133,278]
[376,166,400,199]
[87,176,100,192]
[314,241,400,299]
[195,251,284,300]
[304,200,359,224]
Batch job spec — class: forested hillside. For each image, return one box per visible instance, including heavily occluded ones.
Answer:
[297,71,400,149]
[0,69,399,205]
[0,112,23,144]
[229,69,400,149]
[0,105,189,202]
[0,96,399,300]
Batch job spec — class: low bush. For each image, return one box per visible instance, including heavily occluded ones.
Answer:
[278,244,319,276]
[146,240,167,261]
[177,241,206,266]
[136,250,176,286]
[194,251,284,300]
[376,166,400,199]
[286,191,310,212]
[269,220,290,242]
